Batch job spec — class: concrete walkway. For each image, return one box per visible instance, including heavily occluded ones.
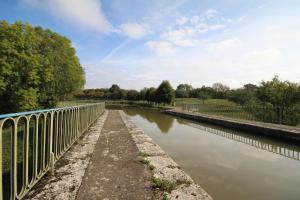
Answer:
[76,110,154,200]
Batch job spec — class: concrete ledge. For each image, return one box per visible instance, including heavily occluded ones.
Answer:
[120,111,213,200]
[164,109,300,144]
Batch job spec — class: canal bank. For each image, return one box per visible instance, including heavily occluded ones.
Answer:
[164,109,300,144]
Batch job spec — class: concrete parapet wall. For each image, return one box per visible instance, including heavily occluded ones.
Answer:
[165,109,300,144]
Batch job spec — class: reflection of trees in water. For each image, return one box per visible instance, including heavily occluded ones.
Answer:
[124,108,174,133]
[123,108,138,117]
[183,121,300,161]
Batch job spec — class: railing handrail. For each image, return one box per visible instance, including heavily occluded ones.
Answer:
[181,103,300,126]
[0,103,105,200]
[0,103,103,119]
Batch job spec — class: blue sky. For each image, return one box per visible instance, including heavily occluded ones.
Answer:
[1,0,300,89]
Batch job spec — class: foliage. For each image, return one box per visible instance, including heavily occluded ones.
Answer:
[145,87,157,103]
[212,83,230,99]
[255,76,300,124]
[228,88,256,105]
[257,76,299,108]
[126,90,140,101]
[0,21,85,113]
[153,177,176,192]
[197,91,211,104]
[156,80,175,104]
[108,84,126,100]
[175,83,193,98]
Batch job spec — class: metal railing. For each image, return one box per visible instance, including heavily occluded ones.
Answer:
[182,103,300,126]
[0,103,105,200]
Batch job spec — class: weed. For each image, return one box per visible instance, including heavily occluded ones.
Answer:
[139,158,150,165]
[139,152,150,157]
[163,194,170,200]
[153,177,176,193]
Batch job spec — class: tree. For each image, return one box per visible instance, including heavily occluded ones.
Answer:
[190,86,215,98]
[108,84,124,100]
[212,83,230,99]
[139,88,148,101]
[175,83,193,98]
[126,90,140,101]
[156,80,175,105]
[197,91,211,104]
[257,76,299,108]
[0,21,85,113]
[228,88,256,105]
[243,83,258,91]
[256,76,300,124]
[145,87,157,103]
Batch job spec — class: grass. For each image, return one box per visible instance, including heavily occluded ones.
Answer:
[149,164,155,170]
[175,98,257,121]
[139,152,150,157]
[163,194,170,200]
[153,177,176,193]
[174,98,237,107]
[139,157,150,165]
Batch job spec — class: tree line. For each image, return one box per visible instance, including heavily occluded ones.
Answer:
[0,21,85,113]
[76,76,300,109]
[75,80,175,105]
[76,77,300,125]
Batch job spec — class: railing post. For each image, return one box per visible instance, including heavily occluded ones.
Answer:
[0,121,2,200]
[50,153,55,176]
[49,112,54,175]
[279,106,282,125]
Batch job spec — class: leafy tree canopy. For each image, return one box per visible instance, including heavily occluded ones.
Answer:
[156,80,175,104]
[257,76,299,107]
[0,21,85,113]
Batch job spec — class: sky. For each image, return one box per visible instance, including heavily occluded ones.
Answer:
[1,0,300,90]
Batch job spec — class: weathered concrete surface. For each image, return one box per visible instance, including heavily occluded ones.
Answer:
[120,111,213,200]
[24,111,108,200]
[165,109,300,144]
[76,110,154,200]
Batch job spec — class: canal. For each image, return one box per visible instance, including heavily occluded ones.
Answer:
[122,107,300,200]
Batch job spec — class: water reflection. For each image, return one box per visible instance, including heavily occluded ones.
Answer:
[123,107,300,200]
[124,107,300,161]
[177,119,300,161]
[125,108,174,133]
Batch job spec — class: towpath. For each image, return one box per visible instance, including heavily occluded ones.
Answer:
[76,110,154,200]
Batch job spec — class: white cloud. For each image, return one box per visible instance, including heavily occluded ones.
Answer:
[161,28,197,47]
[244,48,282,65]
[204,9,218,19]
[153,9,228,49]
[23,0,112,33]
[119,23,149,39]
[208,38,242,52]
[176,16,189,25]
[146,41,177,56]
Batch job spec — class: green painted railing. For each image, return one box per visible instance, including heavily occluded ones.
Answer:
[0,103,105,200]
[182,103,300,126]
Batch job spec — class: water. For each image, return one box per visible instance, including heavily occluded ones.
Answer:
[122,107,300,200]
